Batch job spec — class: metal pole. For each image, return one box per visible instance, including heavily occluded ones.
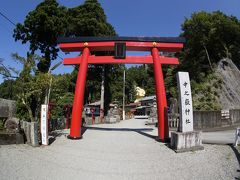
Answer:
[68,47,89,139]
[123,68,126,120]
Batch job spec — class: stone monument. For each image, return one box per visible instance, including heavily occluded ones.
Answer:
[171,72,204,152]
[147,101,158,125]
[105,105,120,123]
[0,99,24,145]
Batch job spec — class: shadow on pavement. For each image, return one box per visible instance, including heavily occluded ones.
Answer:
[228,144,240,165]
[49,127,88,144]
[228,144,240,179]
[48,130,69,145]
[85,126,156,140]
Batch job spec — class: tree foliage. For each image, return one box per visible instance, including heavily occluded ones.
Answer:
[170,11,240,110]
[12,0,121,117]
[124,65,156,103]
[13,0,68,72]
[11,53,49,121]
[0,79,16,100]
[179,11,240,82]
[67,0,116,37]
[66,0,121,112]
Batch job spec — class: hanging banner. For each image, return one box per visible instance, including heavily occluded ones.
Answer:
[41,104,49,145]
[177,72,193,132]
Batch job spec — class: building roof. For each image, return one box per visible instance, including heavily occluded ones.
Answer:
[125,102,140,107]
[135,105,151,109]
[88,101,101,106]
[139,95,156,102]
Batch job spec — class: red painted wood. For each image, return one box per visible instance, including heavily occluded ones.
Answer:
[63,56,179,65]
[152,48,169,141]
[59,41,183,52]
[69,47,90,139]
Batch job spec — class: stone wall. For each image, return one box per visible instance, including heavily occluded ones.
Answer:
[229,109,240,124]
[193,109,240,130]
[0,106,9,117]
[193,111,222,130]
[0,98,16,118]
[170,110,240,130]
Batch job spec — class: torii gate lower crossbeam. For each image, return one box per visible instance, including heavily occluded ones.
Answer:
[58,36,185,142]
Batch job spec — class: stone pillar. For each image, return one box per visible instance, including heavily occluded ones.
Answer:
[171,72,203,152]
[26,122,31,144]
[30,122,39,147]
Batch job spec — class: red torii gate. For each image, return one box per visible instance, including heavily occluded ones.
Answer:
[58,36,185,142]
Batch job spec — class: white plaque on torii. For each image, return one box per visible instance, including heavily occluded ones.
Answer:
[177,72,193,132]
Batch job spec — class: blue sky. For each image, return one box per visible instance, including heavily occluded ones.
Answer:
[0,0,240,83]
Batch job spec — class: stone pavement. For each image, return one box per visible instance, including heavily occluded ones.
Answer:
[0,118,239,180]
[202,130,236,145]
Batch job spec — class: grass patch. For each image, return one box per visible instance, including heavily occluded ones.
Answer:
[0,120,4,131]
[226,152,232,160]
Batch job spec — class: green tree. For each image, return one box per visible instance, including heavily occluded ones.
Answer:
[0,58,18,79]
[49,74,74,120]
[66,0,115,37]
[12,0,124,116]
[12,53,49,121]
[166,11,240,110]
[13,0,68,72]
[124,65,156,103]
[180,11,240,82]
[67,0,122,112]
[0,79,16,100]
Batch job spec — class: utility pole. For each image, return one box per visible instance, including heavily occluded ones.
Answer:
[123,68,126,120]
[100,65,105,123]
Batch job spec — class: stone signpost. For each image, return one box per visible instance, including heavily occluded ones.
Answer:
[177,72,193,132]
[171,72,204,152]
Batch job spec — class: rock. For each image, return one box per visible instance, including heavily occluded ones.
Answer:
[216,58,240,109]
[16,132,24,144]
[0,132,24,145]
[4,118,19,133]
[0,98,16,118]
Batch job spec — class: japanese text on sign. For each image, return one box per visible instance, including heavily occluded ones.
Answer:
[177,72,193,132]
[41,104,49,145]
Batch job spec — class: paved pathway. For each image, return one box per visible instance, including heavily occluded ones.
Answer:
[203,130,236,144]
[0,118,239,180]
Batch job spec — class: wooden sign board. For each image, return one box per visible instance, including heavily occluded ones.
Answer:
[41,104,48,145]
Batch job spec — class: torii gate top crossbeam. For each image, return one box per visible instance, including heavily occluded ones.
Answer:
[58,36,185,65]
[58,36,185,52]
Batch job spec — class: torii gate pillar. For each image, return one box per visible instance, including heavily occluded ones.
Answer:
[68,47,89,139]
[152,47,169,140]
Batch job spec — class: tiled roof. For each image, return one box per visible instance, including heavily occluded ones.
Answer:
[139,95,156,101]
